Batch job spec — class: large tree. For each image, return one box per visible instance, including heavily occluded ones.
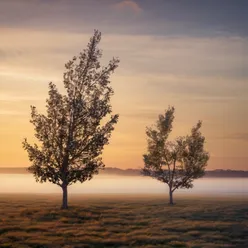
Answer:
[142,106,209,205]
[23,30,119,209]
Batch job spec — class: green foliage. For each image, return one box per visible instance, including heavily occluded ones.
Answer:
[23,30,119,188]
[142,106,210,193]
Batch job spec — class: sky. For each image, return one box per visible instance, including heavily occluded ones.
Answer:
[0,0,248,170]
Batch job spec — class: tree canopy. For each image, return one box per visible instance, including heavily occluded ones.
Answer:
[23,30,119,209]
[142,106,210,204]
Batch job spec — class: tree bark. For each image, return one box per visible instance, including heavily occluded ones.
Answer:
[61,184,68,209]
[169,187,174,205]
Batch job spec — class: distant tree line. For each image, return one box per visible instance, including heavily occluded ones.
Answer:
[1,167,247,177]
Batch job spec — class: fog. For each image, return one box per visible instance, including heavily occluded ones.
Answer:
[0,174,247,196]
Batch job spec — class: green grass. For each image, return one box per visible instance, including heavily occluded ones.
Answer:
[0,194,247,247]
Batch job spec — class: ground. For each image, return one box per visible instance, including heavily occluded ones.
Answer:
[0,194,247,248]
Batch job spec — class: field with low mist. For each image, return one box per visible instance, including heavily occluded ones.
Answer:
[0,194,247,248]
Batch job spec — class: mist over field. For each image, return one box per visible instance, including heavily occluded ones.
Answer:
[1,173,248,195]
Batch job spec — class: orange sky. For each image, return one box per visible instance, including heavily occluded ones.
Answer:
[0,0,248,170]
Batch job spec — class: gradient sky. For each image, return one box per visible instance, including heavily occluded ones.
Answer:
[0,0,248,170]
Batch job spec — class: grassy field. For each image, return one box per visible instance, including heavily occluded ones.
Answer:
[0,194,248,248]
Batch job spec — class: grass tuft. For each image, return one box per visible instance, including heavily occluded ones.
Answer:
[0,194,247,247]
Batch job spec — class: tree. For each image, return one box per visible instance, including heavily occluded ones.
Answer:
[23,30,119,209]
[142,106,209,205]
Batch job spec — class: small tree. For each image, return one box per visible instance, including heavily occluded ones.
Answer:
[23,30,119,209]
[142,106,209,205]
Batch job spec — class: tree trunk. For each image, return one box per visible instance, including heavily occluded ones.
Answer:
[169,188,174,205]
[61,184,68,209]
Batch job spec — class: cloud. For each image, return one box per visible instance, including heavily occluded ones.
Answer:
[0,93,45,102]
[1,29,248,104]
[0,0,247,38]
[0,50,6,59]
[113,0,142,13]
[0,110,25,116]
[221,133,248,142]
[209,157,248,170]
